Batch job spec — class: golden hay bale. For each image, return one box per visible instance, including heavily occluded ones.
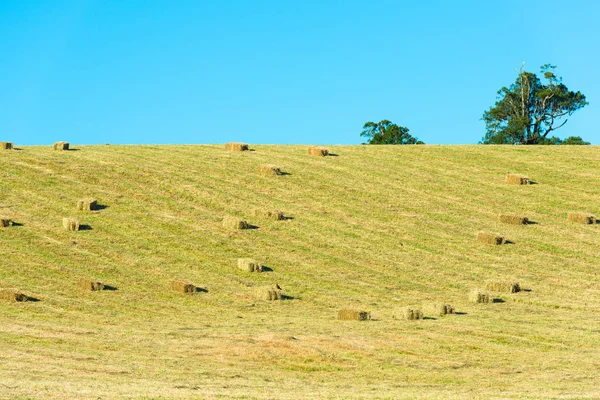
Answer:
[1,142,13,150]
[225,142,249,151]
[506,173,530,185]
[77,198,98,211]
[1,218,13,228]
[62,217,80,231]
[79,278,104,291]
[53,141,70,150]
[499,214,528,225]
[223,216,249,230]
[238,258,263,272]
[308,146,329,157]
[257,164,282,176]
[469,289,490,304]
[424,302,455,316]
[171,280,197,294]
[485,280,521,293]
[254,209,285,221]
[337,309,370,321]
[256,286,282,300]
[394,307,424,320]
[567,212,596,225]
[476,232,505,245]
[0,289,28,302]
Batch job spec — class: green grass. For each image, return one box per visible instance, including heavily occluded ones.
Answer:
[1,144,600,399]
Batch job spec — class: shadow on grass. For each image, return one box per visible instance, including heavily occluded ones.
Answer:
[492,298,505,303]
[10,222,24,227]
[25,296,41,302]
[94,204,109,211]
[79,224,93,231]
[525,220,538,225]
[279,172,292,176]
[454,312,468,315]
[261,266,273,272]
[503,240,515,245]
[245,224,259,230]
[103,285,118,291]
[423,316,437,320]
[327,153,339,157]
[194,287,208,293]
[283,216,294,221]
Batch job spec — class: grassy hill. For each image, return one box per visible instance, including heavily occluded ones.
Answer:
[1,144,600,399]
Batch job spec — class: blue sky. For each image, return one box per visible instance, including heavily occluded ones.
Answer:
[1,0,598,145]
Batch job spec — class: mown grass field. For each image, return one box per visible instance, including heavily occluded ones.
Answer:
[1,144,600,399]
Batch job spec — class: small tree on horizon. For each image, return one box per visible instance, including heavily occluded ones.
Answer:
[481,64,588,145]
[360,120,423,145]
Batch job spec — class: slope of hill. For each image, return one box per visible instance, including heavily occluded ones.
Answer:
[1,144,599,399]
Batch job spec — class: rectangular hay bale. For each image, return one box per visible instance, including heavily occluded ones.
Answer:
[254,209,285,221]
[172,280,197,294]
[308,146,329,157]
[77,198,98,211]
[394,307,423,320]
[476,232,505,245]
[53,141,70,150]
[469,289,490,304]
[506,173,530,185]
[223,216,249,230]
[62,217,80,231]
[257,286,282,300]
[0,289,28,302]
[568,212,596,225]
[257,164,282,176]
[238,258,263,272]
[337,309,370,321]
[79,278,104,291]
[1,142,13,150]
[499,214,528,225]
[225,142,249,151]
[485,280,520,293]
[424,302,455,316]
[1,218,13,228]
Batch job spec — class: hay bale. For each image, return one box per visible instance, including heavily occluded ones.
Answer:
[225,142,249,151]
[77,198,98,211]
[79,278,104,291]
[0,142,13,150]
[337,309,370,321]
[258,164,282,176]
[223,216,249,230]
[469,289,490,304]
[0,289,28,302]
[0,218,13,228]
[506,173,530,185]
[499,214,528,225]
[238,258,263,272]
[568,212,596,225]
[476,232,505,245]
[254,209,285,221]
[486,281,521,293]
[308,146,329,157]
[171,280,197,294]
[62,217,80,231]
[53,141,70,151]
[425,302,455,316]
[256,286,282,300]
[394,307,424,320]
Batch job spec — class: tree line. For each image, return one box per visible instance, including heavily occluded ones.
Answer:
[361,64,589,145]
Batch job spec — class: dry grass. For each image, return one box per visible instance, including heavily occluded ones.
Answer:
[257,164,282,175]
[223,216,249,230]
[337,309,370,321]
[568,212,596,224]
[171,280,197,294]
[485,280,521,293]
[499,214,528,225]
[53,141,70,150]
[79,278,104,291]
[254,209,285,220]
[476,231,505,245]
[0,218,13,227]
[0,289,28,302]
[77,198,98,211]
[256,286,281,300]
[308,146,329,157]
[469,289,490,304]
[62,217,80,231]
[237,258,263,272]
[225,142,249,151]
[1,142,13,150]
[506,173,530,185]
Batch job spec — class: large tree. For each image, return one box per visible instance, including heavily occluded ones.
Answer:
[360,120,423,144]
[481,64,588,144]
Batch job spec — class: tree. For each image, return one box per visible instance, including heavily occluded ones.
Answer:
[360,120,423,144]
[481,64,588,144]
[539,136,590,145]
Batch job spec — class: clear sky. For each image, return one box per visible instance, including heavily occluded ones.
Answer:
[1,0,598,145]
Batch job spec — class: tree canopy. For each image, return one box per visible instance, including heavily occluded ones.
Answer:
[360,120,423,145]
[481,65,588,145]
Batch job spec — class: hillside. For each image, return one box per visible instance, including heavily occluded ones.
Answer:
[1,144,600,399]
